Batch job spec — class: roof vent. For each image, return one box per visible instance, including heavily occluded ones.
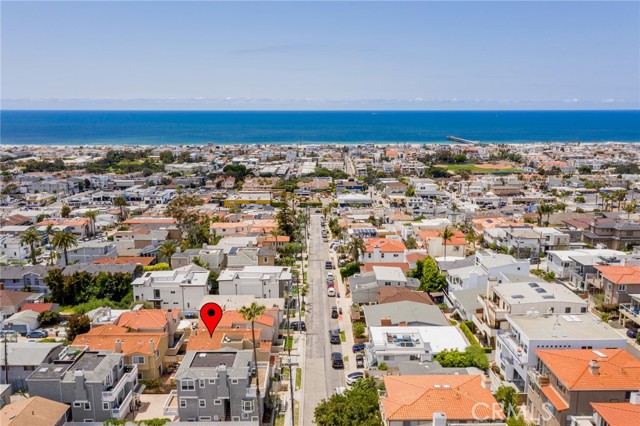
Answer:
[592,350,607,358]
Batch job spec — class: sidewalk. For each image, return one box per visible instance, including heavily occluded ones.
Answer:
[331,250,357,372]
[278,331,305,426]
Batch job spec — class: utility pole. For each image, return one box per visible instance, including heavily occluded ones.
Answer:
[288,356,295,426]
[3,332,9,386]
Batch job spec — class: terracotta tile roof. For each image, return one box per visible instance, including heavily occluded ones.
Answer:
[361,262,410,272]
[20,303,55,314]
[62,218,90,226]
[594,265,640,285]
[72,324,165,356]
[93,256,155,266]
[406,252,427,263]
[536,349,640,390]
[381,375,505,421]
[115,309,180,330]
[263,235,290,242]
[591,402,640,426]
[541,385,569,411]
[123,217,176,225]
[365,238,406,253]
[1,396,69,426]
[218,310,276,328]
[187,321,266,352]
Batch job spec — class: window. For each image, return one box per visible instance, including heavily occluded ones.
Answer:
[179,399,187,408]
[214,399,222,405]
[619,285,627,292]
[103,402,109,410]
[581,307,587,313]
[199,399,206,408]
[73,402,82,408]
[242,400,254,412]
[199,379,205,388]
[564,307,571,314]
[209,379,216,384]
[84,402,91,410]
[231,379,239,384]
[181,380,195,391]
[132,356,145,364]
[199,417,212,421]
[153,290,160,298]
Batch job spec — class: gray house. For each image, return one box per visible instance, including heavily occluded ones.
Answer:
[27,346,142,422]
[362,301,450,327]
[165,350,269,423]
[1,309,40,335]
[0,265,50,293]
[0,342,63,391]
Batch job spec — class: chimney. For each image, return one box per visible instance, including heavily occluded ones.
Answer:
[115,340,122,353]
[398,321,408,327]
[432,412,447,426]
[149,339,155,355]
[167,309,175,343]
[589,360,600,376]
[380,317,392,327]
[630,391,640,405]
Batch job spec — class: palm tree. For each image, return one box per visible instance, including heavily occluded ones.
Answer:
[300,284,308,307]
[47,249,59,266]
[51,230,78,266]
[239,302,267,423]
[322,205,331,221]
[624,200,637,219]
[536,202,554,226]
[44,224,55,245]
[113,196,129,221]
[348,237,366,262]
[439,226,454,261]
[20,228,42,265]
[159,241,177,263]
[84,210,98,237]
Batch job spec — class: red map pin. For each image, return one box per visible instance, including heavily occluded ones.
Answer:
[200,302,223,337]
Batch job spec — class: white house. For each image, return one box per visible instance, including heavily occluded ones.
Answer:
[445,251,529,292]
[366,326,466,368]
[546,249,627,279]
[496,313,626,391]
[131,264,210,314]
[217,266,292,299]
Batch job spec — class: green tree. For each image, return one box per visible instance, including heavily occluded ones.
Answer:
[165,194,207,246]
[44,269,66,304]
[208,271,219,295]
[314,378,382,426]
[536,202,555,226]
[239,302,267,423]
[113,196,129,221]
[60,204,71,218]
[37,310,61,326]
[20,228,42,265]
[340,263,362,278]
[275,195,297,241]
[624,200,637,219]
[159,150,175,164]
[496,385,519,419]
[440,226,454,261]
[435,346,488,369]
[404,236,418,250]
[159,241,177,263]
[66,314,91,342]
[353,322,366,338]
[347,237,366,262]
[51,230,78,266]
[192,256,209,269]
[418,257,447,292]
[83,210,98,237]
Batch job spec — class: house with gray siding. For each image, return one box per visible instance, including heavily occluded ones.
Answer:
[0,265,50,293]
[165,350,269,423]
[26,346,142,422]
[0,342,63,392]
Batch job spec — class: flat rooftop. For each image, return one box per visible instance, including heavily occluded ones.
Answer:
[190,352,237,368]
[507,313,627,341]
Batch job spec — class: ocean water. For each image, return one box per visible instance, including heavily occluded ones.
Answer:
[1,110,639,146]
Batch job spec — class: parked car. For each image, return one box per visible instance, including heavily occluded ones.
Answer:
[627,328,639,338]
[26,329,48,338]
[329,329,341,344]
[331,306,339,319]
[346,371,364,385]
[184,313,198,319]
[325,261,333,270]
[327,287,336,297]
[356,353,364,368]
[352,343,366,353]
[290,321,307,332]
[331,352,344,369]
[326,281,335,288]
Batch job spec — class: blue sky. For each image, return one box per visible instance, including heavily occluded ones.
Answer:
[2,1,639,110]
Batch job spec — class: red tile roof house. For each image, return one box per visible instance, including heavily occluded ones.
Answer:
[362,238,407,264]
[591,396,640,426]
[594,264,640,305]
[527,349,640,426]
[380,375,506,425]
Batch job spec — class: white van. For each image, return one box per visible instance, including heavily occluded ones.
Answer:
[327,287,336,297]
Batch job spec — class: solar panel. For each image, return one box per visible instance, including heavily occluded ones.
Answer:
[535,288,547,293]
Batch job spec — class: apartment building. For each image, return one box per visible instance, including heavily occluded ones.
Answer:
[527,349,640,426]
[217,266,292,299]
[546,249,627,279]
[27,346,142,422]
[495,313,626,391]
[581,218,640,250]
[446,251,529,292]
[132,264,210,313]
[164,350,268,422]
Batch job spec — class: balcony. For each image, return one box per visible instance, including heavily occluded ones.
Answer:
[620,300,640,327]
[497,330,529,365]
[110,389,133,419]
[528,369,549,386]
[102,364,138,401]
[163,390,179,417]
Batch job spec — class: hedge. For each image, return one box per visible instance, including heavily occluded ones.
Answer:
[461,321,492,354]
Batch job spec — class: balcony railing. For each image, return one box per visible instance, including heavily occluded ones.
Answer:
[528,369,549,386]
[497,330,528,365]
[102,364,138,401]
[111,389,133,419]
[620,303,640,319]
[163,390,179,416]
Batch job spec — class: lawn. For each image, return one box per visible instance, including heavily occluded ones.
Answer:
[295,368,302,390]
[340,331,346,342]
